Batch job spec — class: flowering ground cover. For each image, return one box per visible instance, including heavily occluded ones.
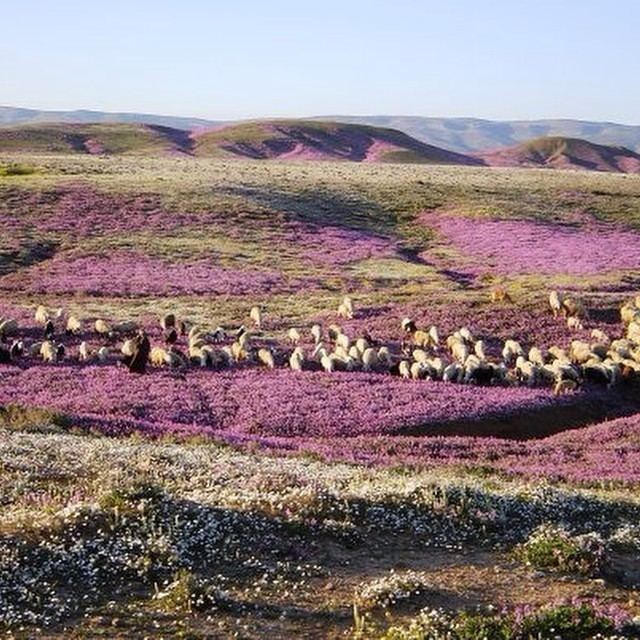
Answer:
[422,210,640,277]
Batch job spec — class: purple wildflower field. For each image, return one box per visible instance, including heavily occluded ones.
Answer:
[421,211,640,276]
[0,251,289,296]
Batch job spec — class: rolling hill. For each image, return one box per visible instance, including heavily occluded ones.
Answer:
[313,116,640,154]
[0,105,215,130]
[476,136,640,173]
[0,123,193,155]
[0,120,480,165]
[191,120,480,164]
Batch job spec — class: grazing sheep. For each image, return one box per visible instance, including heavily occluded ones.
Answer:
[10,340,23,359]
[451,340,469,364]
[320,353,335,373]
[459,327,474,344]
[288,328,301,344]
[490,286,513,303]
[79,341,90,361]
[474,340,486,360]
[412,329,432,348]
[562,296,587,319]
[428,326,440,346]
[160,313,176,331]
[0,318,18,340]
[311,324,322,344]
[355,337,369,354]
[398,360,411,379]
[410,361,426,380]
[549,291,563,317]
[554,379,578,396]
[443,362,463,383]
[211,326,226,342]
[337,296,354,319]
[66,315,82,336]
[40,340,56,363]
[502,339,524,365]
[95,319,111,336]
[289,347,305,371]
[231,341,249,362]
[249,306,262,329]
[377,346,393,369]
[29,341,43,358]
[113,320,139,335]
[150,347,169,367]
[528,347,545,367]
[43,319,55,340]
[257,348,275,369]
[121,339,136,357]
[412,348,429,363]
[362,347,378,372]
[567,316,584,331]
[55,344,66,361]
[336,332,350,351]
[35,305,49,325]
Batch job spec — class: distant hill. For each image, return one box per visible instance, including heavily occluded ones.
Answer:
[0,105,216,130]
[312,116,640,154]
[0,120,481,165]
[191,120,480,164]
[476,136,640,173]
[0,123,192,155]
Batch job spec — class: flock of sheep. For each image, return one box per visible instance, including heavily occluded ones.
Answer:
[1,291,640,395]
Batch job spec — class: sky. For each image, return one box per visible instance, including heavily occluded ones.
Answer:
[1,0,638,124]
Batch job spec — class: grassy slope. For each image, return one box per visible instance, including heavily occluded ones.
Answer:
[0,123,191,155]
[179,120,481,164]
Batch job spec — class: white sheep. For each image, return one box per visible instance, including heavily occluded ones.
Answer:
[377,346,393,368]
[362,347,378,372]
[121,339,135,357]
[311,324,322,344]
[549,291,563,317]
[337,296,354,319]
[40,340,56,363]
[257,348,275,369]
[35,305,49,325]
[473,340,486,360]
[95,319,111,336]
[443,362,463,383]
[289,347,305,371]
[288,327,301,344]
[398,360,411,379]
[249,306,262,328]
[554,378,578,395]
[66,315,82,335]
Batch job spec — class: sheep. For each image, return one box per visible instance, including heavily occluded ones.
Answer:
[569,340,592,365]
[40,340,56,363]
[336,332,350,351]
[55,344,66,361]
[362,347,378,372]
[43,319,55,340]
[401,317,417,334]
[567,316,584,331]
[502,339,524,365]
[549,291,563,317]
[288,328,301,344]
[490,286,513,303]
[257,348,275,369]
[355,337,369,354]
[515,356,539,387]
[95,319,111,336]
[443,362,463,383]
[548,345,569,362]
[29,341,43,357]
[249,306,262,329]
[320,353,335,373]
[377,346,393,369]
[112,320,140,335]
[150,347,169,366]
[327,324,342,341]
[620,303,639,325]
[428,326,440,346]
[35,305,49,325]
[97,346,110,363]
[410,361,426,380]
[0,318,18,340]
[231,341,249,362]
[412,330,432,348]
[311,324,322,344]
[474,340,487,360]
[289,346,305,371]
[160,313,176,331]
[562,296,587,320]
[337,296,354,319]
[121,339,136,357]
[9,340,23,359]
[211,326,226,342]
[66,315,82,336]
[528,347,545,367]
[412,349,429,363]
[459,327,474,344]
[79,341,90,361]
[451,340,469,364]
[165,349,187,368]
[554,379,578,396]
[398,360,411,379]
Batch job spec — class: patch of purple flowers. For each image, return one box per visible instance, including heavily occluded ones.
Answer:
[421,211,640,276]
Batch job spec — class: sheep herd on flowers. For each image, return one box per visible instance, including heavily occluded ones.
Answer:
[1,288,640,401]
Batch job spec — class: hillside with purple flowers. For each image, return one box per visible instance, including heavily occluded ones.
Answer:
[1,152,640,638]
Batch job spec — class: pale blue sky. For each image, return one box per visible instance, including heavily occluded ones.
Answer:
[2,0,638,123]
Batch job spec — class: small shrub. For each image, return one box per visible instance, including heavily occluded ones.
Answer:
[0,163,37,176]
[0,404,71,432]
[354,570,437,611]
[153,569,230,613]
[517,524,605,575]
